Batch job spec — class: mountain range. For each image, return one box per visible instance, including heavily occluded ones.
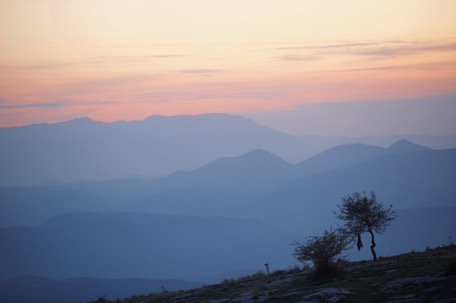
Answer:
[3,138,454,228]
[1,114,455,302]
[1,138,455,271]
[0,114,312,185]
[1,113,455,186]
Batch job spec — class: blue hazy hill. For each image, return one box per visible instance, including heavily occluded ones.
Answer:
[0,114,315,186]
[295,143,386,176]
[160,148,295,194]
[0,188,112,227]
[255,148,456,232]
[0,139,455,300]
[2,113,453,186]
[386,139,433,154]
[0,140,453,228]
[0,212,294,282]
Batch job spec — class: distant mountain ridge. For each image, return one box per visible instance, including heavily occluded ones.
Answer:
[256,147,456,232]
[0,140,452,227]
[0,114,315,186]
[295,139,434,176]
[295,143,386,175]
[0,138,455,302]
[387,139,433,153]
[2,114,456,303]
[161,149,295,194]
[1,113,455,186]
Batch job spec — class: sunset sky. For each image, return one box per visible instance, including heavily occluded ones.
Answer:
[1,0,456,135]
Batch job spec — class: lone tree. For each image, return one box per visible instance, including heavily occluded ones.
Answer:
[293,228,351,276]
[335,191,396,261]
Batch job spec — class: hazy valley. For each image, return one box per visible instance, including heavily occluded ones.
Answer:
[1,114,455,302]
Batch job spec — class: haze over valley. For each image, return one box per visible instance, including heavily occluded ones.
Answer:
[1,114,455,302]
[1,1,456,302]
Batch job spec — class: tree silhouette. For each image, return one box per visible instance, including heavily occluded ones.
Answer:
[293,228,350,276]
[335,191,396,261]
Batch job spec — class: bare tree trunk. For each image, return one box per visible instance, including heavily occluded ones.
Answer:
[368,229,377,261]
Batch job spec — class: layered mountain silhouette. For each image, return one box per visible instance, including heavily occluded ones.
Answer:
[295,143,386,175]
[386,139,433,153]
[256,147,456,232]
[1,140,455,227]
[1,116,455,302]
[1,114,455,186]
[159,149,295,194]
[0,114,315,185]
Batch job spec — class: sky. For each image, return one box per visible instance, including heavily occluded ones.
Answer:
[1,0,456,136]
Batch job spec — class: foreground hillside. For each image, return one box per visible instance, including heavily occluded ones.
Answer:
[112,245,456,303]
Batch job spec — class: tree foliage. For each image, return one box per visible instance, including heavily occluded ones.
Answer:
[293,228,351,276]
[335,191,396,261]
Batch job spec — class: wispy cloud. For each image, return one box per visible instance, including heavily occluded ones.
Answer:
[270,40,456,62]
[150,54,186,58]
[0,53,187,73]
[91,54,186,63]
[176,69,227,78]
[0,101,69,109]
[355,41,456,57]
[179,69,225,75]
[250,41,383,52]
[333,60,456,73]
[279,54,322,61]
[276,42,381,51]
[0,100,118,110]
[0,62,75,72]
[59,74,158,93]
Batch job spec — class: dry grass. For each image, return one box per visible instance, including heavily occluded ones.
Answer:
[111,245,456,303]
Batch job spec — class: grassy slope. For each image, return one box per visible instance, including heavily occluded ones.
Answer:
[106,245,456,303]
